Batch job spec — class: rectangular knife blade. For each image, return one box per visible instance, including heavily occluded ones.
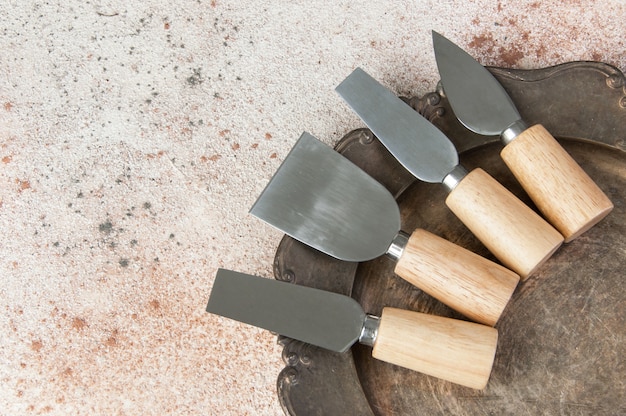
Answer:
[207,268,365,353]
[335,68,458,184]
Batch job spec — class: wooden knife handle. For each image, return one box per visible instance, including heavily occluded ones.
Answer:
[445,168,563,279]
[372,307,498,389]
[394,229,519,326]
[500,124,614,242]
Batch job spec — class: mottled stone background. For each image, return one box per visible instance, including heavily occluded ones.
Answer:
[0,1,624,415]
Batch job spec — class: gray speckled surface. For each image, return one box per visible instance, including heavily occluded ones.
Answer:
[1,1,624,414]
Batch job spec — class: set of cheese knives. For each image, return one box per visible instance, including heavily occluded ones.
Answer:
[206,32,613,390]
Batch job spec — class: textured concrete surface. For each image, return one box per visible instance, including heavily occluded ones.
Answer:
[1,1,624,415]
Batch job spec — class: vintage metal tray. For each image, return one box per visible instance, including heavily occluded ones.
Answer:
[273,62,626,415]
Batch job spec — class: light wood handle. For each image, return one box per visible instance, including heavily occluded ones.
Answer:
[446,168,563,279]
[501,124,613,242]
[395,229,519,326]
[372,307,498,389]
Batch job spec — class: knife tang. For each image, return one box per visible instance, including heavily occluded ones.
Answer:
[445,168,563,279]
[374,307,498,390]
[500,124,614,242]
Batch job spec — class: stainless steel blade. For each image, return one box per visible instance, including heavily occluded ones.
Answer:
[249,132,400,262]
[207,269,366,353]
[432,31,521,135]
[335,68,458,184]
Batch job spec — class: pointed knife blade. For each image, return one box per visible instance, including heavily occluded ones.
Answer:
[335,67,458,184]
[207,268,366,352]
[432,30,521,135]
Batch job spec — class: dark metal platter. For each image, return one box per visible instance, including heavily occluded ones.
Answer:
[273,62,626,416]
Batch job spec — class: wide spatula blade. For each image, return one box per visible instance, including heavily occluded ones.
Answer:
[250,132,401,262]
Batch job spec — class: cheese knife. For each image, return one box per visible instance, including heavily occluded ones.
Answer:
[432,31,613,242]
[206,268,499,389]
[335,68,564,279]
[250,132,519,326]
